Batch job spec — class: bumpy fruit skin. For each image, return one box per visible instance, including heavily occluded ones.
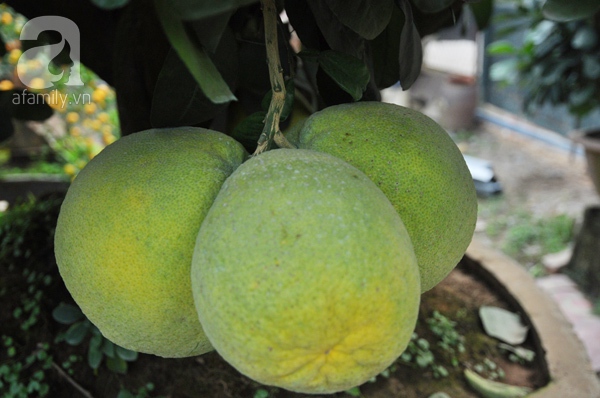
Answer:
[290,102,477,292]
[55,127,247,358]
[192,149,420,394]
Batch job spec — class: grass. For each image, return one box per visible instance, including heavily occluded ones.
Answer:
[478,197,575,276]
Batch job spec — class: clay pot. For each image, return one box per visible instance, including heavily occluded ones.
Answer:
[571,128,600,196]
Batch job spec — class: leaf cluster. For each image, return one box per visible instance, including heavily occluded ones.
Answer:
[488,0,600,119]
[52,303,139,375]
[90,0,472,133]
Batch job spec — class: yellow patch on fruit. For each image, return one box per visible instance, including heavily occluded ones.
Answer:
[192,149,420,394]
[55,128,248,357]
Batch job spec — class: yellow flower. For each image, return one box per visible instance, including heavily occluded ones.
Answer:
[97,112,110,124]
[1,12,13,26]
[0,80,14,91]
[46,90,68,111]
[8,49,21,65]
[101,125,113,136]
[84,102,97,115]
[29,77,47,91]
[69,126,82,137]
[66,112,80,124]
[92,88,107,102]
[103,134,116,145]
[91,119,102,131]
[63,164,77,176]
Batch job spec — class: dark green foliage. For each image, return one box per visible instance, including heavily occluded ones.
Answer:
[488,0,600,119]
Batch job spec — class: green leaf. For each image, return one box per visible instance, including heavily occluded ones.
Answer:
[154,0,236,104]
[64,321,90,346]
[150,28,238,127]
[324,0,394,40]
[305,0,366,59]
[52,303,84,325]
[569,85,595,107]
[469,0,494,30]
[87,335,103,369]
[101,339,115,358]
[231,111,267,150]
[583,55,600,79]
[169,0,259,20]
[345,386,362,396]
[89,0,130,10]
[370,5,404,88]
[188,11,234,54]
[397,0,423,90]
[318,50,370,101]
[411,0,455,14]
[464,368,532,398]
[571,25,598,50]
[106,356,128,374]
[115,346,138,362]
[542,0,600,21]
[117,390,135,398]
[486,40,516,56]
[489,59,519,83]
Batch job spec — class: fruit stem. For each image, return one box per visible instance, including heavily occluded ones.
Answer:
[254,0,294,155]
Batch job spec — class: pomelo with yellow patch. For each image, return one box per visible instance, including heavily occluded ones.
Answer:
[192,149,420,394]
[55,127,248,357]
[290,102,477,292]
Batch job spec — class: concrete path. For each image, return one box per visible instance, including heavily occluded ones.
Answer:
[536,275,600,372]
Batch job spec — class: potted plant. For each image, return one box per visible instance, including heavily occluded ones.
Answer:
[487,0,600,192]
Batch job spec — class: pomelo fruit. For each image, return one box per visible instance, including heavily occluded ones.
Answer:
[54,127,247,357]
[192,149,421,394]
[289,102,477,291]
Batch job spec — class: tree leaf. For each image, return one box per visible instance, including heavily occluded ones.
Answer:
[397,0,423,90]
[464,369,532,398]
[305,0,366,59]
[106,355,128,374]
[169,0,259,21]
[479,306,529,345]
[87,335,104,370]
[188,11,234,54]
[52,303,84,325]
[231,111,267,151]
[89,0,130,10]
[583,55,600,79]
[318,50,370,101]
[486,40,516,56]
[115,346,139,362]
[154,0,236,104]
[571,25,598,50]
[150,28,238,127]
[469,0,494,30]
[370,5,405,88]
[489,59,519,83]
[410,0,455,14]
[542,0,600,22]
[64,321,90,346]
[102,339,116,358]
[323,0,395,40]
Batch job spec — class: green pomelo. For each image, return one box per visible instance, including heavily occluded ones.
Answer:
[55,127,247,358]
[192,149,421,394]
[290,102,477,291]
